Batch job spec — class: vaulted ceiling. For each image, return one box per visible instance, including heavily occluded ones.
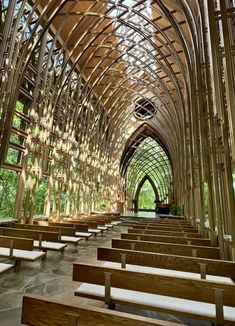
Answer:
[38,0,200,164]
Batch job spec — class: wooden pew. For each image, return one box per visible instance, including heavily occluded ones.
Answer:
[21,294,178,326]
[97,247,235,280]
[73,263,235,325]
[121,233,211,246]
[80,217,114,230]
[13,224,83,245]
[48,222,93,240]
[0,235,45,271]
[112,238,220,259]
[64,219,102,235]
[0,227,66,252]
[127,228,202,238]
[130,225,199,233]
[123,223,196,231]
[122,219,190,226]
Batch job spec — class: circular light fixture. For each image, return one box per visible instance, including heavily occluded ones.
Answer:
[134,99,157,120]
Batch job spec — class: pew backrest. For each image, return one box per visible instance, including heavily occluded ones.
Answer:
[121,233,211,246]
[127,228,202,238]
[0,227,59,242]
[97,247,235,278]
[0,235,34,251]
[21,294,178,326]
[14,223,75,236]
[112,238,220,259]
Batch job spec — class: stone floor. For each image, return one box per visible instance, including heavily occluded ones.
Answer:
[0,225,210,325]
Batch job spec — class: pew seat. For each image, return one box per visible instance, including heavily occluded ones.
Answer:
[0,262,14,275]
[60,236,83,244]
[88,228,102,235]
[100,261,233,284]
[111,221,122,225]
[33,240,67,250]
[75,232,93,240]
[0,247,45,261]
[76,283,234,323]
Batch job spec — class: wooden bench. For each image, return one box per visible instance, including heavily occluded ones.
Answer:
[0,227,66,252]
[97,247,235,281]
[127,228,202,238]
[130,225,199,233]
[112,238,220,259]
[123,223,196,231]
[121,232,211,246]
[64,219,102,235]
[21,294,178,326]
[0,235,45,271]
[73,263,235,325]
[48,222,93,240]
[81,217,114,230]
[14,224,83,245]
[122,218,190,225]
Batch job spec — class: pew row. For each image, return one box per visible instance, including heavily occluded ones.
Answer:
[127,228,202,238]
[13,224,83,245]
[21,294,178,326]
[123,223,196,231]
[63,220,102,235]
[121,233,211,246]
[73,263,235,325]
[112,238,220,259]
[0,235,45,271]
[97,247,235,281]
[0,227,66,252]
[130,225,199,233]
[48,222,93,240]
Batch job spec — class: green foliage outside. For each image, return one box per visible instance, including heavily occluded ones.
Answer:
[0,168,19,218]
[138,180,155,209]
[170,204,182,216]
[100,202,108,211]
[34,178,48,215]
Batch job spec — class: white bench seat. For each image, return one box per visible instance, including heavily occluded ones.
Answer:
[88,228,102,234]
[98,226,109,231]
[105,224,114,228]
[75,232,93,238]
[60,236,82,244]
[0,247,45,261]
[111,221,121,225]
[102,262,234,284]
[75,283,235,324]
[34,240,67,250]
[0,262,14,274]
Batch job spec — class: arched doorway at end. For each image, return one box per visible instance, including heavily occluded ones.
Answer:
[133,175,159,212]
